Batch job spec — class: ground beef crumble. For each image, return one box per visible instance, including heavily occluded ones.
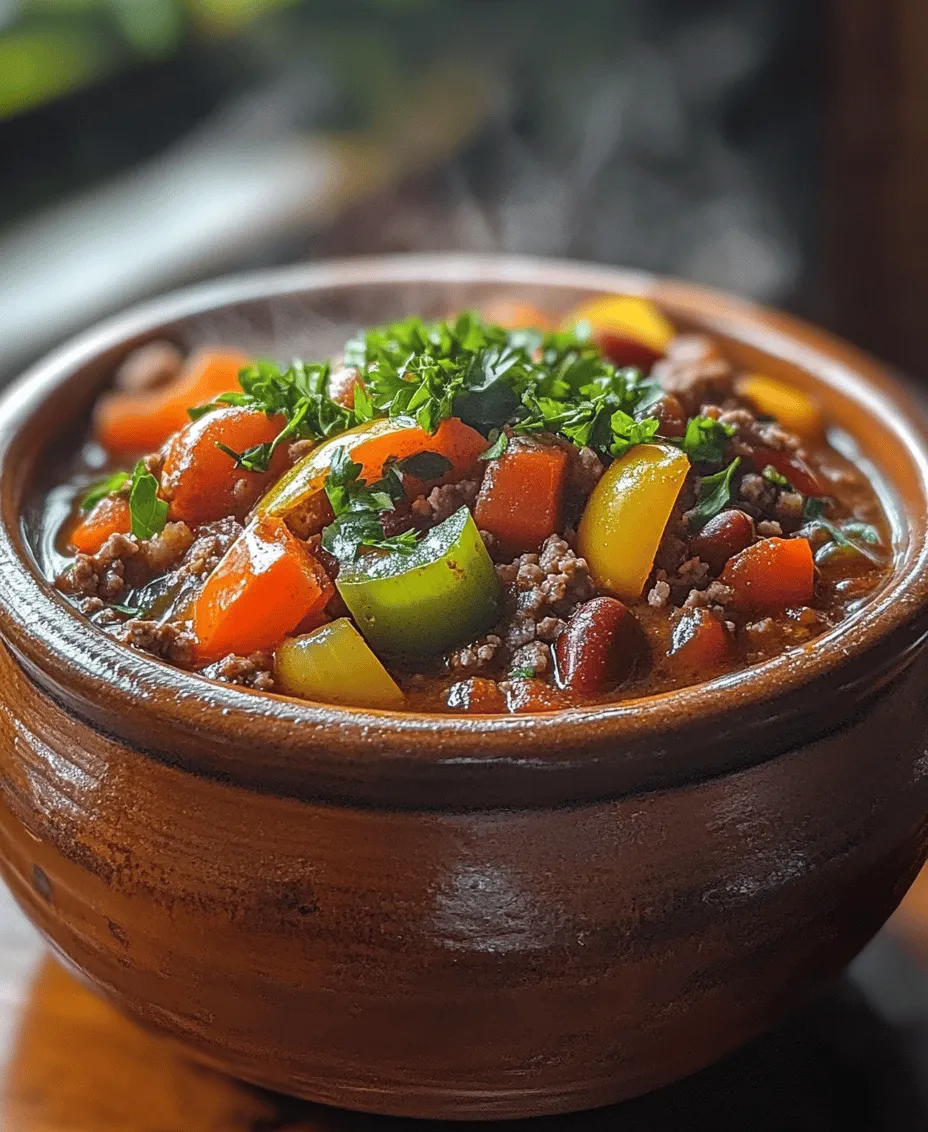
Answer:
[411,477,481,525]
[652,335,736,417]
[447,534,597,678]
[203,651,275,692]
[116,618,196,665]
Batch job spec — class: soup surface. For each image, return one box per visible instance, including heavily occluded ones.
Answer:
[43,297,892,713]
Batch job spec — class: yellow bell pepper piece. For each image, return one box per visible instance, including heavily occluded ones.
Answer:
[275,618,405,710]
[565,295,675,354]
[737,374,824,441]
[577,443,690,601]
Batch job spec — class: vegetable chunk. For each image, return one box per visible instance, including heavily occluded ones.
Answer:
[193,517,333,663]
[578,443,690,601]
[276,619,404,709]
[474,439,568,557]
[336,507,500,656]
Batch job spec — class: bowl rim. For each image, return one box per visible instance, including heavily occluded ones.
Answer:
[2,252,928,806]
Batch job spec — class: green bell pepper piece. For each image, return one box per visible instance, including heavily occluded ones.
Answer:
[336,507,501,657]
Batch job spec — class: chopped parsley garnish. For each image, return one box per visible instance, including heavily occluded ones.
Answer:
[80,470,130,512]
[191,359,357,473]
[509,666,536,679]
[480,430,510,461]
[689,458,741,529]
[677,416,734,465]
[801,497,881,564]
[128,460,168,541]
[321,448,418,563]
[211,314,667,469]
[110,603,142,617]
[762,464,791,488]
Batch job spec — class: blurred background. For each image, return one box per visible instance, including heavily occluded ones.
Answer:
[3,0,915,384]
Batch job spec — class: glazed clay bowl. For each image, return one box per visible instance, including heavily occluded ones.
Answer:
[0,256,928,1121]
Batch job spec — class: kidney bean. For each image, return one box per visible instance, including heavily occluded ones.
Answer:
[595,332,663,373]
[689,509,755,574]
[555,596,637,695]
[648,393,688,438]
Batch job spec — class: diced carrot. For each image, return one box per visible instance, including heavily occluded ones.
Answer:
[668,608,731,669]
[721,537,815,612]
[70,495,131,555]
[95,349,250,454]
[750,447,826,498]
[160,407,289,526]
[473,439,568,557]
[193,516,334,663]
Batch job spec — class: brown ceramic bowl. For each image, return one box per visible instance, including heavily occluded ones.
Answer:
[0,255,928,1121]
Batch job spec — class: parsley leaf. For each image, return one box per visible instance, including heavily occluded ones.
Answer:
[801,497,882,564]
[128,460,168,541]
[762,464,790,488]
[80,470,130,512]
[480,430,510,460]
[509,666,536,679]
[678,416,734,464]
[110,603,142,617]
[321,448,417,562]
[689,458,741,529]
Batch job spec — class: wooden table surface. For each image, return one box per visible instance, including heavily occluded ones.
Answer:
[0,880,926,1131]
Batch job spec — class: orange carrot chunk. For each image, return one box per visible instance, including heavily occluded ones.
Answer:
[721,537,815,612]
[70,495,131,555]
[668,608,732,669]
[95,349,250,454]
[160,407,289,526]
[473,439,568,557]
[193,516,333,664]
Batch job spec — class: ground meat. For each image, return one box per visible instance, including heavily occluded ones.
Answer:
[288,439,317,464]
[738,472,777,513]
[652,334,736,416]
[775,491,805,524]
[510,640,553,675]
[682,580,734,610]
[283,493,334,540]
[116,619,196,666]
[178,518,243,578]
[57,531,139,599]
[448,634,503,675]
[647,577,672,608]
[757,519,783,537]
[114,341,183,394]
[204,651,275,692]
[713,406,798,455]
[411,477,480,525]
[128,522,193,584]
[493,535,595,651]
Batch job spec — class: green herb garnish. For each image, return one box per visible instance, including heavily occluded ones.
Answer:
[689,458,742,529]
[480,429,510,461]
[128,460,168,541]
[802,497,881,564]
[677,416,734,465]
[80,470,130,512]
[110,603,142,617]
[762,464,791,488]
[321,448,419,562]
[509,666,536,679]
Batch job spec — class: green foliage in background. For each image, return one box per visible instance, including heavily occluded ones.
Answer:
[0,0,445,118]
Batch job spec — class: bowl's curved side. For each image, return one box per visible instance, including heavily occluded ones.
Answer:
[1,638,927,1119]
[1,256,928,808]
